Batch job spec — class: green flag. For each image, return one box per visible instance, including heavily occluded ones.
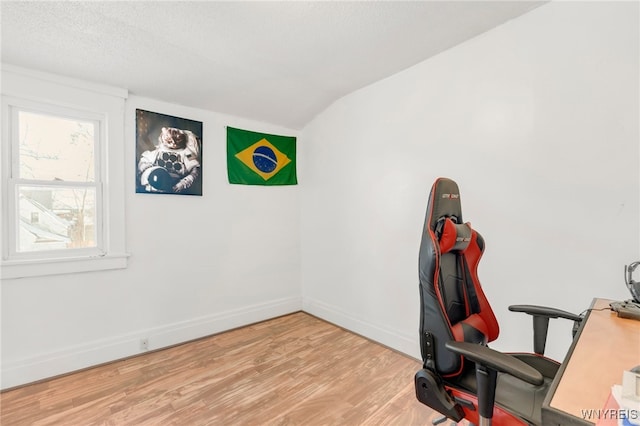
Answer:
[227,127,297,185]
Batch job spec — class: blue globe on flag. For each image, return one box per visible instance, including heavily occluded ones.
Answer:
[252,146,278,173]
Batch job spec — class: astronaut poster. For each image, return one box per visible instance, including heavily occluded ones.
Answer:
[135,109,202,196]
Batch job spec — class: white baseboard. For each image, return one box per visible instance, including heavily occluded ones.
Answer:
[302,297,420,360]
[1,296,302,390]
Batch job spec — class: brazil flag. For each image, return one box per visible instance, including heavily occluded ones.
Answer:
[227,127,297,185]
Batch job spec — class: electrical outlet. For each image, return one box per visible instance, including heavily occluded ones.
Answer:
[140,338,149,351]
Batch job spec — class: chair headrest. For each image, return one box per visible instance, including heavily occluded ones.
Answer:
[426,178,463,231]
[437,218,472,253]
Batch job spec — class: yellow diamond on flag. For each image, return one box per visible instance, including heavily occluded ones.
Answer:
[234,138,291,181]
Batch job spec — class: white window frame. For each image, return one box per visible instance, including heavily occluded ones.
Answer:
[7,100,105,260]
[1,65,129,279]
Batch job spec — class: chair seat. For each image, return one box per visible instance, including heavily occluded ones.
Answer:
[449,353,559,425]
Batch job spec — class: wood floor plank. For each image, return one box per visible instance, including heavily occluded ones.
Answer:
[1,312,441,425]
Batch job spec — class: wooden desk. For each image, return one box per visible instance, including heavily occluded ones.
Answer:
[542,298,640,425]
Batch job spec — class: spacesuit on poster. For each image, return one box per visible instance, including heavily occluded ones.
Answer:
[138,127,201,194]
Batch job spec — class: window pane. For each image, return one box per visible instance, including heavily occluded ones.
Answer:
[17,186,97,252]
[18,111,96,182]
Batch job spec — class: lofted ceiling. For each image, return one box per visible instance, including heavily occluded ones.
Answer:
[1,1,545,130]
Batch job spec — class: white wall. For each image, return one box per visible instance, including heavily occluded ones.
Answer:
[1,91,301,389]
[300,1,639,362]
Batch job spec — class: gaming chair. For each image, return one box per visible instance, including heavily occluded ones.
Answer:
[414,178,582,426]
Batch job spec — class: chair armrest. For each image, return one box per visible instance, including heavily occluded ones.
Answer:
[509,304,582,355]
[445,340,544,422]
[508,304,582,322]
[444,341,543,386]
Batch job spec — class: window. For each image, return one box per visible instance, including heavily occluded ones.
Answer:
[9,104,103,257]
[1,66,128,278]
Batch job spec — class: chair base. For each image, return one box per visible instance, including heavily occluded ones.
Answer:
[432,414,463,425]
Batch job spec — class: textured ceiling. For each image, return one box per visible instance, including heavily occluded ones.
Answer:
[1,1,545,129]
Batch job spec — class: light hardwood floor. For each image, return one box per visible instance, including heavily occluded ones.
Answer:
[1,312,443,425]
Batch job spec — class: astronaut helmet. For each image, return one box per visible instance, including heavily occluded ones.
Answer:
[140,166,173,192]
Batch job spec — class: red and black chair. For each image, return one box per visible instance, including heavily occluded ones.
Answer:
[414,177,582,426]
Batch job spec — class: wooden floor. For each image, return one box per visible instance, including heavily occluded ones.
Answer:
[1,312,443,425]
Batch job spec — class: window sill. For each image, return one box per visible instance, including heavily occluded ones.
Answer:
[1,253,130,279]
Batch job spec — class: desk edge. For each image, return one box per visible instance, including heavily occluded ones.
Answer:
[541,298,604,426]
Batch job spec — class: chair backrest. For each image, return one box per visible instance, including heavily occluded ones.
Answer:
[418,178,499,377]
